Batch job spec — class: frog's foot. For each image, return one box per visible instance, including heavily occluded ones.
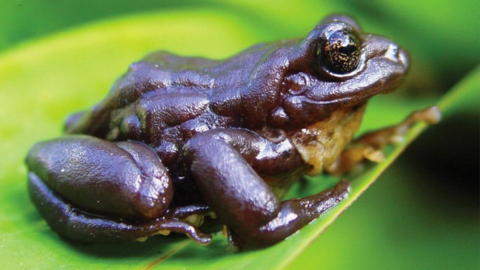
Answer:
[28,171,212,244]
[227,180,350,250]
[326,106,441,174]
[163,204,215,228]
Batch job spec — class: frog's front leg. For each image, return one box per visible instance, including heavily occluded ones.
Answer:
[183,129,350,250]
[26,135,212,244]
[326,106,441,174]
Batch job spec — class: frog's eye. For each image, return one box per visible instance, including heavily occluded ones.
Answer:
[319,30,361,74]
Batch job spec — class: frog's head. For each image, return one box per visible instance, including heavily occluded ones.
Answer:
[268,15,409,129]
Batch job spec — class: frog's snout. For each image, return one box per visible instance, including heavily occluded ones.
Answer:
[385,43,409,70]
[397,47,409,69]
[364,35,410,74]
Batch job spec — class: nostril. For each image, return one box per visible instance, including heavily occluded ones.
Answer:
[385,44,409,68]
[398,48,409,68]
[385,44,399,61]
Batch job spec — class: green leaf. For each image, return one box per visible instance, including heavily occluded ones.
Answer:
[0,8,477,270]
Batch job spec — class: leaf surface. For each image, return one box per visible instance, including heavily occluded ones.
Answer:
[0,9,476,270]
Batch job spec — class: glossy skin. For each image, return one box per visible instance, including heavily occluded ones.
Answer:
[26,15,412,249]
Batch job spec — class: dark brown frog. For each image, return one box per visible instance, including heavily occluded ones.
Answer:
[25,15,440,250]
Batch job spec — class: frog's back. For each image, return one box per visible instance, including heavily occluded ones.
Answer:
[66,51,260,161]
[65,42,284,138]
[106,46,276,109]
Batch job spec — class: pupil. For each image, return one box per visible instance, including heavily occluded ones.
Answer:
[339,45,357,55]
[321,30,361,74]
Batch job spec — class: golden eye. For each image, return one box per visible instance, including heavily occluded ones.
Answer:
[321,30,361,74]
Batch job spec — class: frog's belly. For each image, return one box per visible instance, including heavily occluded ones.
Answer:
[290,104,366,175]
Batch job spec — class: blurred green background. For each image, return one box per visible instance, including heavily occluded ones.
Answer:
[0,0,478,269]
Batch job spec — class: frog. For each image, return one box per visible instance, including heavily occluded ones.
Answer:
[25,15,440,250]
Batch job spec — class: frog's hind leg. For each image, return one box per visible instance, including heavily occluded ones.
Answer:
[25,135,174,220]
[28,172,212,244]
[26,135,211,244]
[326,106,441,175]
[183,129,350,250]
